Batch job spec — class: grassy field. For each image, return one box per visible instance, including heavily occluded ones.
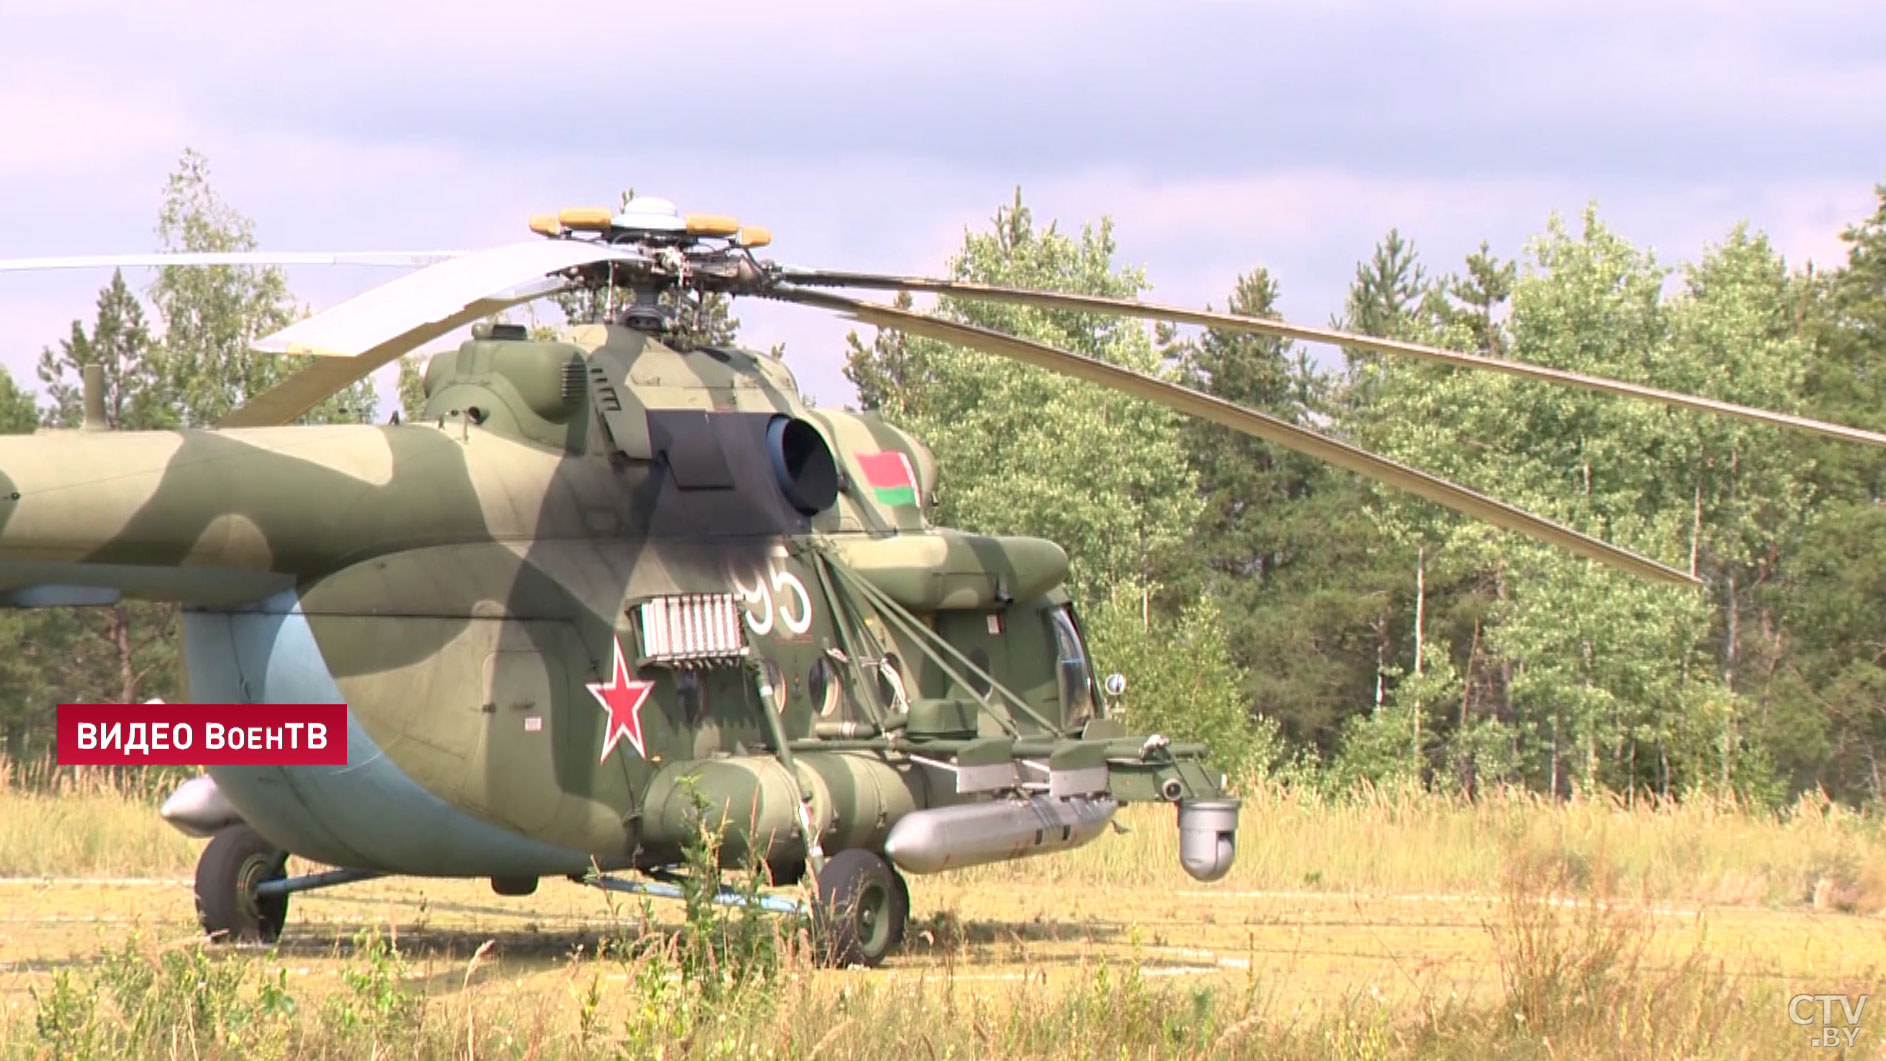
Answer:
[1,773,1883,1058]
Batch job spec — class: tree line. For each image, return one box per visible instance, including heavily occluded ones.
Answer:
[8,154,1885,807]
[843,188,1886,806]
[0,151,376,755]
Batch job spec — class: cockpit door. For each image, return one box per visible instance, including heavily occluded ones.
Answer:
[1045,604,1098,731]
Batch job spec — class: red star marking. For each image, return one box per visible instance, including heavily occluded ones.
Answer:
[587,640,656,762]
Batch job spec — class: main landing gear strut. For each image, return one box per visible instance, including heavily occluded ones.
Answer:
[581,848,911,968]
[194,824,912,967]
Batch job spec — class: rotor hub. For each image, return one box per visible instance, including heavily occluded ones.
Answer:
[526,198,768,250]
[521,195,782,334]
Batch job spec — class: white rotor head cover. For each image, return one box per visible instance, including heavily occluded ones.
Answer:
[612,196,687,233]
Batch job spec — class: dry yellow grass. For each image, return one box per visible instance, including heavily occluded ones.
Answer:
[0,762,197,879]
[954,782,1886,910]
[2,772,1884,1058]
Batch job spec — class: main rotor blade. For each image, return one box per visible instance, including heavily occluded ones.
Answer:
[217,289,558,428]
[0,251,465,273]
[769,286,1698,586]
[775,270,1886,449]
[217,240,633,427]
[254,241,637,358]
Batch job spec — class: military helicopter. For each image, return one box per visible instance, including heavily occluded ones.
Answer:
[4,197,1882,967]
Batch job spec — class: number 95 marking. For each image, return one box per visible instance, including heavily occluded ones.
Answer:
[731,563,813,637]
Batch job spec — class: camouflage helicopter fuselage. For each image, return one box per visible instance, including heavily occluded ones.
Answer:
[4,322,1236,887]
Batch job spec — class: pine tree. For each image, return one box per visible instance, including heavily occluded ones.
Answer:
[1441,241,1517,356]
[1341,229,1430,343]
[37,269,164,429]
[1157,269,1396,753]
[1168,271,1307,588]
[1756,183,1886,800]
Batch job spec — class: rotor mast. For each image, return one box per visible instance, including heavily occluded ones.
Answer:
[527,198,772,341]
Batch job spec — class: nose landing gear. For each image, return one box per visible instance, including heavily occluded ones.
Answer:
[194,826,383,944]
[194,825,289,944]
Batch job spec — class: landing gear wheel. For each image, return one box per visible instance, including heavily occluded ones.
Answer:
[812,849,907,968]
[195,825,289,944]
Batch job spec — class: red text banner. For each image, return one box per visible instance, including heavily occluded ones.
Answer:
[56,704,349,766]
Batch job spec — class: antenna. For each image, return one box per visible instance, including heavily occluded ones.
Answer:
[81,364,108,431]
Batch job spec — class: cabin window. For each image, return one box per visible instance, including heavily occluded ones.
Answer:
[758,659,786,714]
[1046,605,1095,725]
[808,656,842,717]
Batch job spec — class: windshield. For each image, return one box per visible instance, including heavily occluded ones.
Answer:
[1047,605,1095,726]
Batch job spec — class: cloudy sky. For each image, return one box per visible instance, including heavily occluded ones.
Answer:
[2,0,1882,410]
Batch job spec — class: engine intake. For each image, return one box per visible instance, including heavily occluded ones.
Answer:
[767,415,839,514]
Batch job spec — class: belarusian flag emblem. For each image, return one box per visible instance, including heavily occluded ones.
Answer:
[857,451,920,507]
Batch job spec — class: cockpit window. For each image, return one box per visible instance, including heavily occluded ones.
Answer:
[1047,605,1095,726]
